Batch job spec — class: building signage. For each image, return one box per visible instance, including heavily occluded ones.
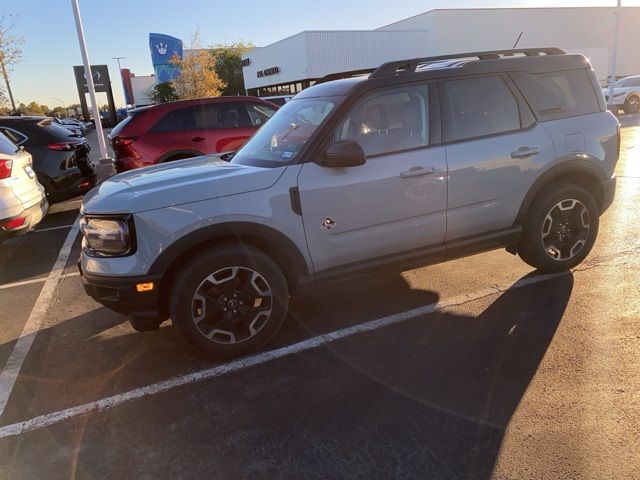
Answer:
[149,33,184,83]
[241,58,251,67]
[257,67,280,78]
[73,65,111,93]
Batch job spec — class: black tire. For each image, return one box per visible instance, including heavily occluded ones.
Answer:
[518,183,599,272]
[170,245,289,358]
[623,94,640,114]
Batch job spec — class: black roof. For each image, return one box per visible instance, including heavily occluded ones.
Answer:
[302,47,591,98]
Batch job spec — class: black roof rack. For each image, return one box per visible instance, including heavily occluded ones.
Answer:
[316,68,376,84]
[370,47,566,79]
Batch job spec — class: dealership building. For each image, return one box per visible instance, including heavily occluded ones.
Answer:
[241,7,640,97]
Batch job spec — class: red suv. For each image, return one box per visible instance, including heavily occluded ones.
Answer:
[108,97,278,172]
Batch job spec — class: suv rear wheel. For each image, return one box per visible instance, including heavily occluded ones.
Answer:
[518,183,599,272]
[170,245,289,358]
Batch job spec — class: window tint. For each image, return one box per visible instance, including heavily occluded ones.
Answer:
[0,131,18,155]
[442,76,520,142]
[512,69,600,120]
[0,128,27,145]
[191,103,253,129]
[152,108,195,132]
[335,84,429,157]
[246,103,277,126]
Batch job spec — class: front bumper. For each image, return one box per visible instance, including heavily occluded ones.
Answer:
[601,176,616,213]
[79,266,165,331]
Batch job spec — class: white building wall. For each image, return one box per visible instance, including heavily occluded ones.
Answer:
[131,75,155,106]
[304,31,430,78]
[378,7,640,80]
[242,30,430,91]
[242,33,309,91]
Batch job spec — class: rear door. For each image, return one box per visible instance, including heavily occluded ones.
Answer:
[440,74,556,242]
[196,102,263,153]
[147,107,205,158]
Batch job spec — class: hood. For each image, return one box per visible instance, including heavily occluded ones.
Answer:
[82,155,286,214]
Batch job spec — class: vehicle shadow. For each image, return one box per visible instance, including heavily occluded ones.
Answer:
[0,271,573,480]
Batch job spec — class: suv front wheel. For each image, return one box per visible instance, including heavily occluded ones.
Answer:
[518,183,599,272]
[170,245,289,358]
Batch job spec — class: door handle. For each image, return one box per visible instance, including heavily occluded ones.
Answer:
[400,166,437,179]
[511,146,540,158]
[192,136,205,142]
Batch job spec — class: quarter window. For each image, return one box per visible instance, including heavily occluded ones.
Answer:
[0,128,27,146]
[442,76,521,142]
[511,69,600,120]
[335,84,429,157]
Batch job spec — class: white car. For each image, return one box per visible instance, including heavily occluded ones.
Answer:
[0,131,48,241]
[603,75,640,114]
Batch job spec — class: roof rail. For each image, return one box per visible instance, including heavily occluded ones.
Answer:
[370,47,566,79]
[316,68,376,84]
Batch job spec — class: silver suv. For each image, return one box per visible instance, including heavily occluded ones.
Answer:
[80,48,619,357]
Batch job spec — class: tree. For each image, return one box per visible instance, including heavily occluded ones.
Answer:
[170,30,225,100]
[146,82,178,103]
[210,42,254,96]
[47,106,67,118]
[0,12,24,113]
[19,101,47,115]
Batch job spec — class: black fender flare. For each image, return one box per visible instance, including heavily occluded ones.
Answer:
[514,155,607,225]
[147,221,310,286]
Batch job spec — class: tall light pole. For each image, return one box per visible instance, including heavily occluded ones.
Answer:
[70,0,109,162]
[608,0,622,103]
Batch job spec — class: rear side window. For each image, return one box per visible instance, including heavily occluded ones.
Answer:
[192,103,253,129]
[0,128,27,146]
[441,76,521,142]
[512,69,600,121]
[152,108,195,132]
[0,131,18,154]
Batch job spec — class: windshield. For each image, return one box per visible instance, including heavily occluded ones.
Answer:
[231,97,339,167]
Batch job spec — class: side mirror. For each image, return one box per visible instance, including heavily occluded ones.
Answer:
[321,140,366,168]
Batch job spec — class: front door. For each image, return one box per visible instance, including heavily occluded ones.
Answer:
[297,83,448,272]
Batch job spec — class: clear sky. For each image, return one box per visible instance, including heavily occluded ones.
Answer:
[4,0,639,108]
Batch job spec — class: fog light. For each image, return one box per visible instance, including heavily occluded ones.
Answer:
[136,282,154,292]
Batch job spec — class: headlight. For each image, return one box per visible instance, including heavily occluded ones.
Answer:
[80,216,133,256]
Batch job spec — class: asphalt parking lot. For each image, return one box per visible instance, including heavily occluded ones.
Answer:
[0,121,639,479]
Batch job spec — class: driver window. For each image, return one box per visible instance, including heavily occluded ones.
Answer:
[335,84,429,157]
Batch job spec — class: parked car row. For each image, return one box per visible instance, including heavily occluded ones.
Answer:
[0,116,97,240]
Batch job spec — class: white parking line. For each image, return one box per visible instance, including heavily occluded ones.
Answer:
[0,272,81,291]
[0,270,566,439]
[31,225,75,233]
[0,216,80,416]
